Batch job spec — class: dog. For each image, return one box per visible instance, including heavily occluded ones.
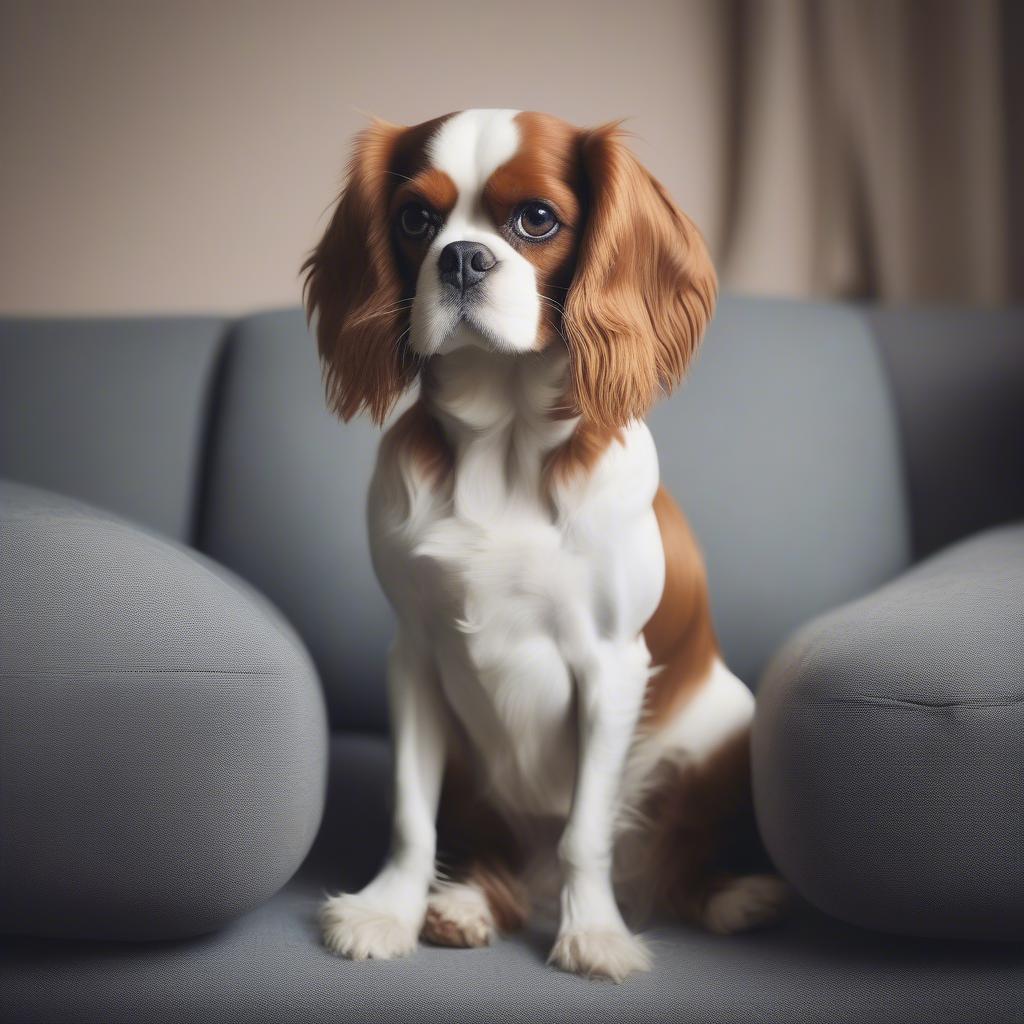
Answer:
[304,109,786,982]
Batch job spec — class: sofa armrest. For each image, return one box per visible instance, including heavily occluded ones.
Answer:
[752,523,1024,940]
[0,480,328,941]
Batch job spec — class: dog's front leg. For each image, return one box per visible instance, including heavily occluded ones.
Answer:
[550,637,651,982]
[321,634,445,959]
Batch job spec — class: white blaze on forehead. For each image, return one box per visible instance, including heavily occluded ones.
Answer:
[411,108,539,356]
[426,109,521,200]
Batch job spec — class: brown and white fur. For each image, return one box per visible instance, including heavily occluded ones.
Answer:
[305,109,786,982]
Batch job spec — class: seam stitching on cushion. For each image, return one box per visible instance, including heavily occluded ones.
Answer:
[824,693,1024,710]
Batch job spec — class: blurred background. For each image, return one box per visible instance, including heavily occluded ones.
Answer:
[1,0,1021,315]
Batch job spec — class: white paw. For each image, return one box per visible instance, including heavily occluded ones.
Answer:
[703,874,789,935]
[422,882,495,948]
[549,927,652,983]
[320,893,419,960]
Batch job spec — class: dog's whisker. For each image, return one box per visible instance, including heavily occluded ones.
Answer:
[346,301,416,330]
[538,295,587,341]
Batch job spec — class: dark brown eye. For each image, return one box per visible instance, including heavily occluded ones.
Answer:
[399,204,434,240]
[513,202,559,240]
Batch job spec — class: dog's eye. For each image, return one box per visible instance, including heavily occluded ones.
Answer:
[399,204,434,240]
[513,202,559,241]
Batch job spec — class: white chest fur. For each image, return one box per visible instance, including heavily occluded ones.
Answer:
[369,344,665,819]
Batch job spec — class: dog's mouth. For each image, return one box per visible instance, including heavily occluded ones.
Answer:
[433,293,516,354]
[411,278,542,358]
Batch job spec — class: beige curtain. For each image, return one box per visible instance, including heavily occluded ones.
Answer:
[0,0,1018,313]
[710,0,1022,304]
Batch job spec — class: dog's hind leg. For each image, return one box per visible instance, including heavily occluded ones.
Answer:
[422,757,529,948]
[423,862,529,947]
[642,726,789,934]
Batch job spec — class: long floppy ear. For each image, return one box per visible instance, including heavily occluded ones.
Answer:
[302,119,414,424]
[564,125,717,429]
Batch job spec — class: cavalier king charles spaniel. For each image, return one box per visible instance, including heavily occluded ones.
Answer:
[305,109,787,982]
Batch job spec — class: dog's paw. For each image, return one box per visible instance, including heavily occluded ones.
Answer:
[422,882,495,948]
[320,893,419,960]
[703,874,789,935]
[548,927,652,983]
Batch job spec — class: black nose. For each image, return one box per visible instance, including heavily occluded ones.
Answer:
[438,241,497,292]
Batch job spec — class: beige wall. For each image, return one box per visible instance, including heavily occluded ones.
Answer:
[0,0,729,315]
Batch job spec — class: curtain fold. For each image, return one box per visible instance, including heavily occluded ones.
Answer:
[713,0,1020,304]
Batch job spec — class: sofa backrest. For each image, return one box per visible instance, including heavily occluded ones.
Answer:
[195,311,394,732]
[13,298,1019,732]
[868,307,1024,560]
[0,316,225,542]
[648,298,909,694]
[192,298,911,729]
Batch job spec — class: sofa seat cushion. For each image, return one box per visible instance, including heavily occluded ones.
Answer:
[3,732,1023,1024]
[0,481,328,941]
[753,524,1024,940]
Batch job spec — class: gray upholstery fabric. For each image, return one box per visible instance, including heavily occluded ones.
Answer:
[2,301,1020,1019]
[0,316,226,542]
[198,311,392,732]
[649,297,910,688]
[199,299,910,730]
[753,523,1024,940]
[868,306,1024,559]
[0,481,329,941]
[2,733,1022,1024]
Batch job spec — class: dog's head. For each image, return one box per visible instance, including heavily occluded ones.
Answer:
[304,109,716,428]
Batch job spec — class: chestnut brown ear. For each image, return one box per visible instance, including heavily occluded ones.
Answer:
[564,125,717,430]
[302,120,414,424]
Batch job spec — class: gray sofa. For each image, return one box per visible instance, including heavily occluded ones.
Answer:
[1,298,1021,1023]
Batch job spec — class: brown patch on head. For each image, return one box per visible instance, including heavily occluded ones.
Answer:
[383,115,459,287]
[642,486,719,726]
[563,124,717,429]
[390,163,458,281]
[391,168,458,218]
[302,114,456,424]
[486,112,585,349]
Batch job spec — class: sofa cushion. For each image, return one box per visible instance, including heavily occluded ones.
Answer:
[0,316,226,542]
[0,481,328,941]
[753,523,1024,940]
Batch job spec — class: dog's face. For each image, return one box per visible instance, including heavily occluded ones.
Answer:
[304,109,716,428]
[401,110,583,360]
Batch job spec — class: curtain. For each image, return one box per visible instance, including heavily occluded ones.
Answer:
[711,0,1022,304]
